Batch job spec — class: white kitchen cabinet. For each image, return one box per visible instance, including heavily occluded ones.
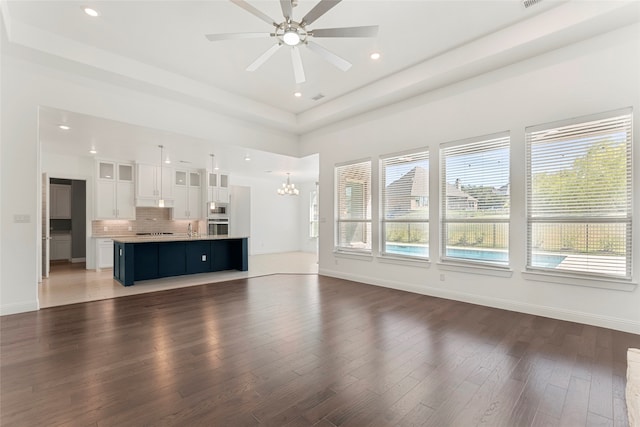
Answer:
[50,184,72,219]
[95,238,114,270]
[135,163,173,206]
[50,234,71,261]
[173,169,203,219]
[206,171,230,204]
[95,161,135,219]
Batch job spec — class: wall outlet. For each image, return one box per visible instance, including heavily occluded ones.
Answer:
[201,255,207,262]
[128,226,132,231]
[103,226,108,231]
[440,274,445,281]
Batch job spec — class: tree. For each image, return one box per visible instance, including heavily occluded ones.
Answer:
[532,140,627,216]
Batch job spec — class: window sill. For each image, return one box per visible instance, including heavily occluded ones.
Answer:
[522,271,637,291]
[437,262,513,278]
[378,255,431,268]
[334,250,374,262]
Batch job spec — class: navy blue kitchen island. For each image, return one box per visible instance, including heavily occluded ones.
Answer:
[112,235,248,286]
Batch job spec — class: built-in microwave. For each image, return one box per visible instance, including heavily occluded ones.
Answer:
[208,218,229,236]
[208,203,228,217]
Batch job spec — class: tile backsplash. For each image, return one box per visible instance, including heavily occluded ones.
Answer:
[92,207,201,236]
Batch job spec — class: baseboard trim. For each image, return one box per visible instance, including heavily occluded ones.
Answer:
[318,268,640,334]
[71,257,86,263]
[0,300,39,316]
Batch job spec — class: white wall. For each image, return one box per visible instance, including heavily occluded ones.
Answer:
[231,175,301,255]
[0,37,298,315]
[300,24,640,333]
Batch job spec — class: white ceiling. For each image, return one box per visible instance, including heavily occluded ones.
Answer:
[39,106,319,181]
[5,0,563,115]
[3,1,639,180]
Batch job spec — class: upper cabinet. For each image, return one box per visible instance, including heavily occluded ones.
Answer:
[173,169,203,220]
[135,163,173,207]
[206,171,230,204]
[95,161,135,220]
[50,183,72,219]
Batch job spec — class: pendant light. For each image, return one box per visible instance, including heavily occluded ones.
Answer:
[277,173,299,196]
[209,154,216,210]
[158,145,165,207]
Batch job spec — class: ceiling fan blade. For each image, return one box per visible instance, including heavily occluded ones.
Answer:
[280,0,293,20]
[247,44,282,71]
[301,0,341,26]
[306,41,351,71]
[311,25,379,38]
[205,32,273,42]
[230,0,278,26]
[291,46,306,84]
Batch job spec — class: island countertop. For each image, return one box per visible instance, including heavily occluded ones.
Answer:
[112,234,249,244]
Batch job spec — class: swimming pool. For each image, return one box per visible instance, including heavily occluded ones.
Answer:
[385,244,566,268]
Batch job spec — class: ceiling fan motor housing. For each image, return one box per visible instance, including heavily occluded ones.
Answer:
[277,21,307,46]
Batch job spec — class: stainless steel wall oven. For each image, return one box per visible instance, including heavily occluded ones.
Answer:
[208,218,229,236]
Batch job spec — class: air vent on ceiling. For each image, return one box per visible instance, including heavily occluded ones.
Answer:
[311,93,325,101]
[522,0,542,8]
[179,160,192,164]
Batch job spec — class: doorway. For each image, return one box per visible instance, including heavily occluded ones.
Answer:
[42,177,87,280]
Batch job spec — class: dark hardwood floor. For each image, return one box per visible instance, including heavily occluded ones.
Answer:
[1,274,638,426]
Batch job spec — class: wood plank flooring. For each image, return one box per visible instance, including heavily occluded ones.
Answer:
[2,274,639,426]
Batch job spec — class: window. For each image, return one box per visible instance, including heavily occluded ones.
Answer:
[310,188,318,238]
[526,109,632,279]
[381,150,429,259]
[440,133,510,266]
[335,160,371,253]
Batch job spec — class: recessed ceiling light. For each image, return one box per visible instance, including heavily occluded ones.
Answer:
[370,52,381,60]
[58,124,70,130]
[83,7,99,17]
[244,155,251,161]
[89,147,97,154]
[294,91,302,98]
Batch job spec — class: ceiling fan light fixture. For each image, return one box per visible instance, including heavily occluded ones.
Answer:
[283,30,300,46]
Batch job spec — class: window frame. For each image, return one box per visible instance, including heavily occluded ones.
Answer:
[525,108,633,281]
[379,148,430,261]
[334,159,372,254]
[310,187,318,239]
[440,131,511,268]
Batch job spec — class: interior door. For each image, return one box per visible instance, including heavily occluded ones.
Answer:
[41,172,50,279]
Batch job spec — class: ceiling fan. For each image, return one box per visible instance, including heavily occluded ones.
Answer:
[205,0,379,84]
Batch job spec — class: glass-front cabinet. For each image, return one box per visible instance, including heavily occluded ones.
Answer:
[95,161,135,220]
[207,171,230,204]
[173,169,203,220]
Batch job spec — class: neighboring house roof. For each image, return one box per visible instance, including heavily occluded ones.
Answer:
[446,183,478,201]
[385,166,428,198]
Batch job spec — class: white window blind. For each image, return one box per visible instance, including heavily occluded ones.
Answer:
[381,150,429,259]
[440,133,510,266]
[526,109,632,279]
[335,160,372,252]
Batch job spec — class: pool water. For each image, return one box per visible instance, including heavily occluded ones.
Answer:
[386,244,566,268]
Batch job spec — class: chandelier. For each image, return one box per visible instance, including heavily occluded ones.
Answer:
[277,173,299,196]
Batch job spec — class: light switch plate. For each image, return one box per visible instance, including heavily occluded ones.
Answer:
[13,214,31,223]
